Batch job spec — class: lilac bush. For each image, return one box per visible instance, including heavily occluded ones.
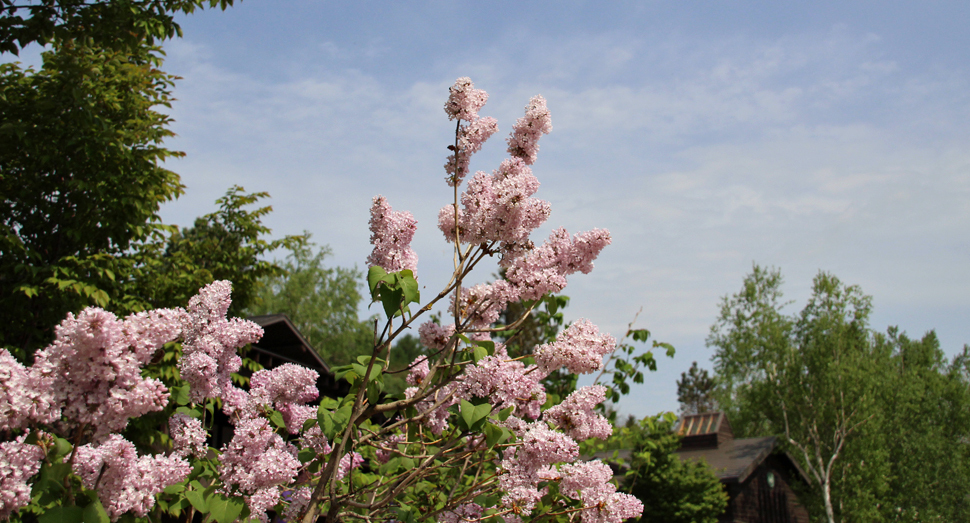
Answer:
[0,77,645,523]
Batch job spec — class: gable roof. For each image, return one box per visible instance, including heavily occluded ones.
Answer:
[247,313,331,373]
[677,435,779,484]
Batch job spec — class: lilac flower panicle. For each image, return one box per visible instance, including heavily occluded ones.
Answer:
[282,487,312,522]
[219,417,301,521]
[507,95,552,165]
[438,502,483,523]
[0,433,44,520]
[367,195,419,275]
[444,77,488,121]
[419,320,455,350]
[170,414,207,458]
[73,435,191,521]
[28,306,181,439]
[0,349,54,431]
[459,345,546,419]
[336,451,364,480]
[534,319,617,375]
[180,281,263,403]
[542,385,613,441]
[505,228,611,302]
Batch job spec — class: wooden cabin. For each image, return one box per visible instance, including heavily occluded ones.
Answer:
[675,412,811,523]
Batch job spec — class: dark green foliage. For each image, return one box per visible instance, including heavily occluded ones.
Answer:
[0,0,236,55]
[676,361,718,415]
[0,39,182,355]
[623,413,728,523]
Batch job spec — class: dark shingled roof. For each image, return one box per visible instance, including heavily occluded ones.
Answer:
[677,435,778,484]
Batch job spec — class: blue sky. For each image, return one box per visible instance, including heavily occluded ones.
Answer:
[14,1,970,417]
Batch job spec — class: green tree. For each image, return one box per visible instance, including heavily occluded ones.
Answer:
[708,266,888,523]
[0,39,182,355]
[622,413,728,523]
[676,361,718,415]
[871,330,970,521]
[245,239,373,368]
[0,0,235,55]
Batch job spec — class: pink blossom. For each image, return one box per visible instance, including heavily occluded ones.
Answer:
[534,319,616,375]
[459,345,546,419]
[74,435,192,520]
[558,461,644,523]
[438,158,551,257]
[498,423,579,515]
[298,426,332,455]
[220,418,301,491]
[375,433,406,464]
[505,228,611,301]
[367,195,418,275]
[248,487,281,523]
[419,321,456,351]
[251,363,320,407]
[0,349,55,431]
[180,281,263,403]
[406,356,431,386]
[446,116,499,187]
[444,77,488,121]
[0,433,44,520]
[451,280,520,330]
[439,502,483,523]
[170,414,207,458]
[507,95,552,165]
[542,385,612,441]
[282,487,312,522]
[336,451,364,480]
[29,307,175,438]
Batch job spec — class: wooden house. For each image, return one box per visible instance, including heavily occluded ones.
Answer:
[675,412,811,523]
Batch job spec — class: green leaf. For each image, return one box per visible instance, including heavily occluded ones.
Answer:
[172,385,190,406]
[268,410,286,430]
[458,400,492,432]
[318,407,335,439]
[208,494,244,523]
[367,378,383,405]
[82,498,110,523]
[54,437,73,459]
[175,406,202,418]
[472,345,488,363]
[184,489,208,513]
[367,265,388,298]
[39,506,83,523]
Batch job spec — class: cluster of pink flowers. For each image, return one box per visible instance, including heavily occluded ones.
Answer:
[533,319,617,375]
[22,307,182,439]
[419,320,456,351]
[443,78,499,186]
[444,77,488,122]
[439,502,484,523]
[459,345,546,419]
[558,461,644,523]
[170,413,208,459]
[450,280,519,330]
[505,228,612,302]
[367,195,419,275]
[219,418,302,522]
[0,434,44,520]
[542,386,613,441]
[180,280,264,403]
[74,434,192,520]
[507,95,552,166]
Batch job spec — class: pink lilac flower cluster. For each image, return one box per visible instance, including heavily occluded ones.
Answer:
[505,228,612,302]
[216,364,321,520]
[367,195,419,275]
[558,461,644,523]
[498,423,578,515]
[74,434,192,521]
[419,321,456,351]
[0,433,44,520]
[438,158,551,258]
[541,386,612,441]
[336,451,364,480]
[29,307,179,439]
[506,95,552,166]
[180,280,263,403]
[375,433,406,464]
[0,350,54,431]
[450,280,519,330]
[219,418,302,523]
[533,319,617,375]
[445,116,500,187]
[439,502,484,523]
[444,77,488,122]
[459,345,546,419]
[281,487,313,522]
[443,78,497,186]
[170,413,208,459]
